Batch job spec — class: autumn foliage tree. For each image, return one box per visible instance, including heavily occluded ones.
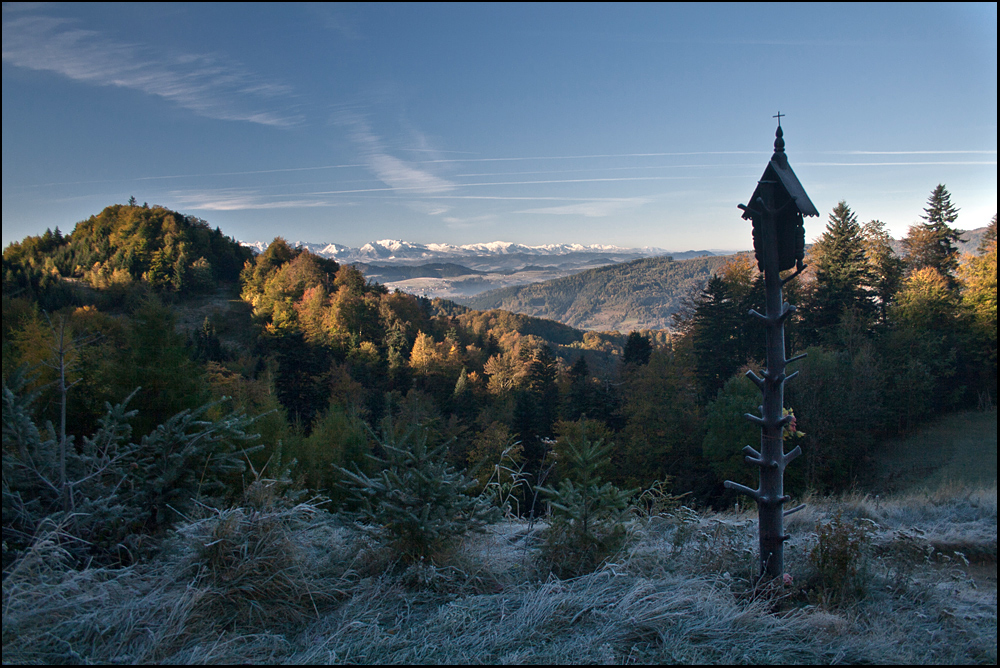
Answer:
[960,215,998,394]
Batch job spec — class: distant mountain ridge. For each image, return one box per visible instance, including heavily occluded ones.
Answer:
[239,239,726,299]
[459,254,735,331]
[241,238,723,269]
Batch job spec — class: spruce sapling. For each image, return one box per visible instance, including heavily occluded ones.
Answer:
[538,434,633,577]
[338,425,498,563]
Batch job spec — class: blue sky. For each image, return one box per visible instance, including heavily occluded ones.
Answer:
[3,3,996,251]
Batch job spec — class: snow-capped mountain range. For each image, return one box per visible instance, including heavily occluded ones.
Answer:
[240,238,731,299]
[242,238,678,266]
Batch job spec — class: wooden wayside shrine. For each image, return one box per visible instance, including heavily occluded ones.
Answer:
[726,116,819,579]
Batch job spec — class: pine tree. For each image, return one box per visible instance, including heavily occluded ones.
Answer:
[691,274,742,397]
[978,213,997,254]
[806,201,873,339]
[690,257,764,399]
[513,346,559,469]
[562,356,595,421]
[2,367,260,565]
[622,331,652,367]
[903,184,962,289]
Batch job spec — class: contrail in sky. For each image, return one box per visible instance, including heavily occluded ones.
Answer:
[9,154,994,190]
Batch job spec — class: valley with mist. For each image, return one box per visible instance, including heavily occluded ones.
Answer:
[242,237,727,303]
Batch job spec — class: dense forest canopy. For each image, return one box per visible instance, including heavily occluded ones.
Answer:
[2,190,996,570]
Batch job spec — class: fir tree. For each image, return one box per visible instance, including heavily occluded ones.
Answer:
[2,367,260,566]
[691,274,742,397]
[622,331,652,367]
[862,220,905,326]
[562,356,595,421]
[538,433,632,577]
[690,258,764,399]
[904,184,962,290]
[513,346,559,470]
[806,201,874,340]
[978,213,997,254]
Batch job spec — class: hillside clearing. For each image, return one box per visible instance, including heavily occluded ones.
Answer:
[866,409,998,493]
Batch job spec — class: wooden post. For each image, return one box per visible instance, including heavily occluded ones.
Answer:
[725,184,800,578]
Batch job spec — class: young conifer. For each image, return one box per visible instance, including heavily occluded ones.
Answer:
[338,425,498,563]
[538,434,632,577]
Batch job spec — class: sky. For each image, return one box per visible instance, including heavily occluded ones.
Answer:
[2,3,997,252]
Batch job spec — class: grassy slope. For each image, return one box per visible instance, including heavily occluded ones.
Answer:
[459,254,732,330]
[3,413,996,664]
[3,487,994,664]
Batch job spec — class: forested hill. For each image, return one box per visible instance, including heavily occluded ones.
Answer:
[458,254,734,330]
[2,203,251,304]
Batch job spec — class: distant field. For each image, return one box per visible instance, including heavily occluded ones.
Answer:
[868,409,998,493]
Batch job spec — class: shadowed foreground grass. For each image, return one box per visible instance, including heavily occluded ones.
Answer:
[3,485,995,664]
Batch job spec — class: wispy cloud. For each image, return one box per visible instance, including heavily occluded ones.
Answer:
[171,189,338,211]
[337,113,456,194]
[417,150,764,164]
[405,201,452,216]
[454,163,758,177]
[2,13,301,127]
[400,148,480,155]
[305,4,362,41]
[838,150,997,155]
[801,161,996,167]
[458,175,702,187]
[7,163,368,190]
[442,214,497,230]
[270,174,709,198]
[516,198,650,217]
[435,195,649,201]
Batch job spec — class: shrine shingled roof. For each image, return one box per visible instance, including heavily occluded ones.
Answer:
[742,125,820,220]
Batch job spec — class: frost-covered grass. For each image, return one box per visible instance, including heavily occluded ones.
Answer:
[4,485,995,665]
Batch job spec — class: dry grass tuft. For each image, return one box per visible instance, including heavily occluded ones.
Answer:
[179,503,335,629]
